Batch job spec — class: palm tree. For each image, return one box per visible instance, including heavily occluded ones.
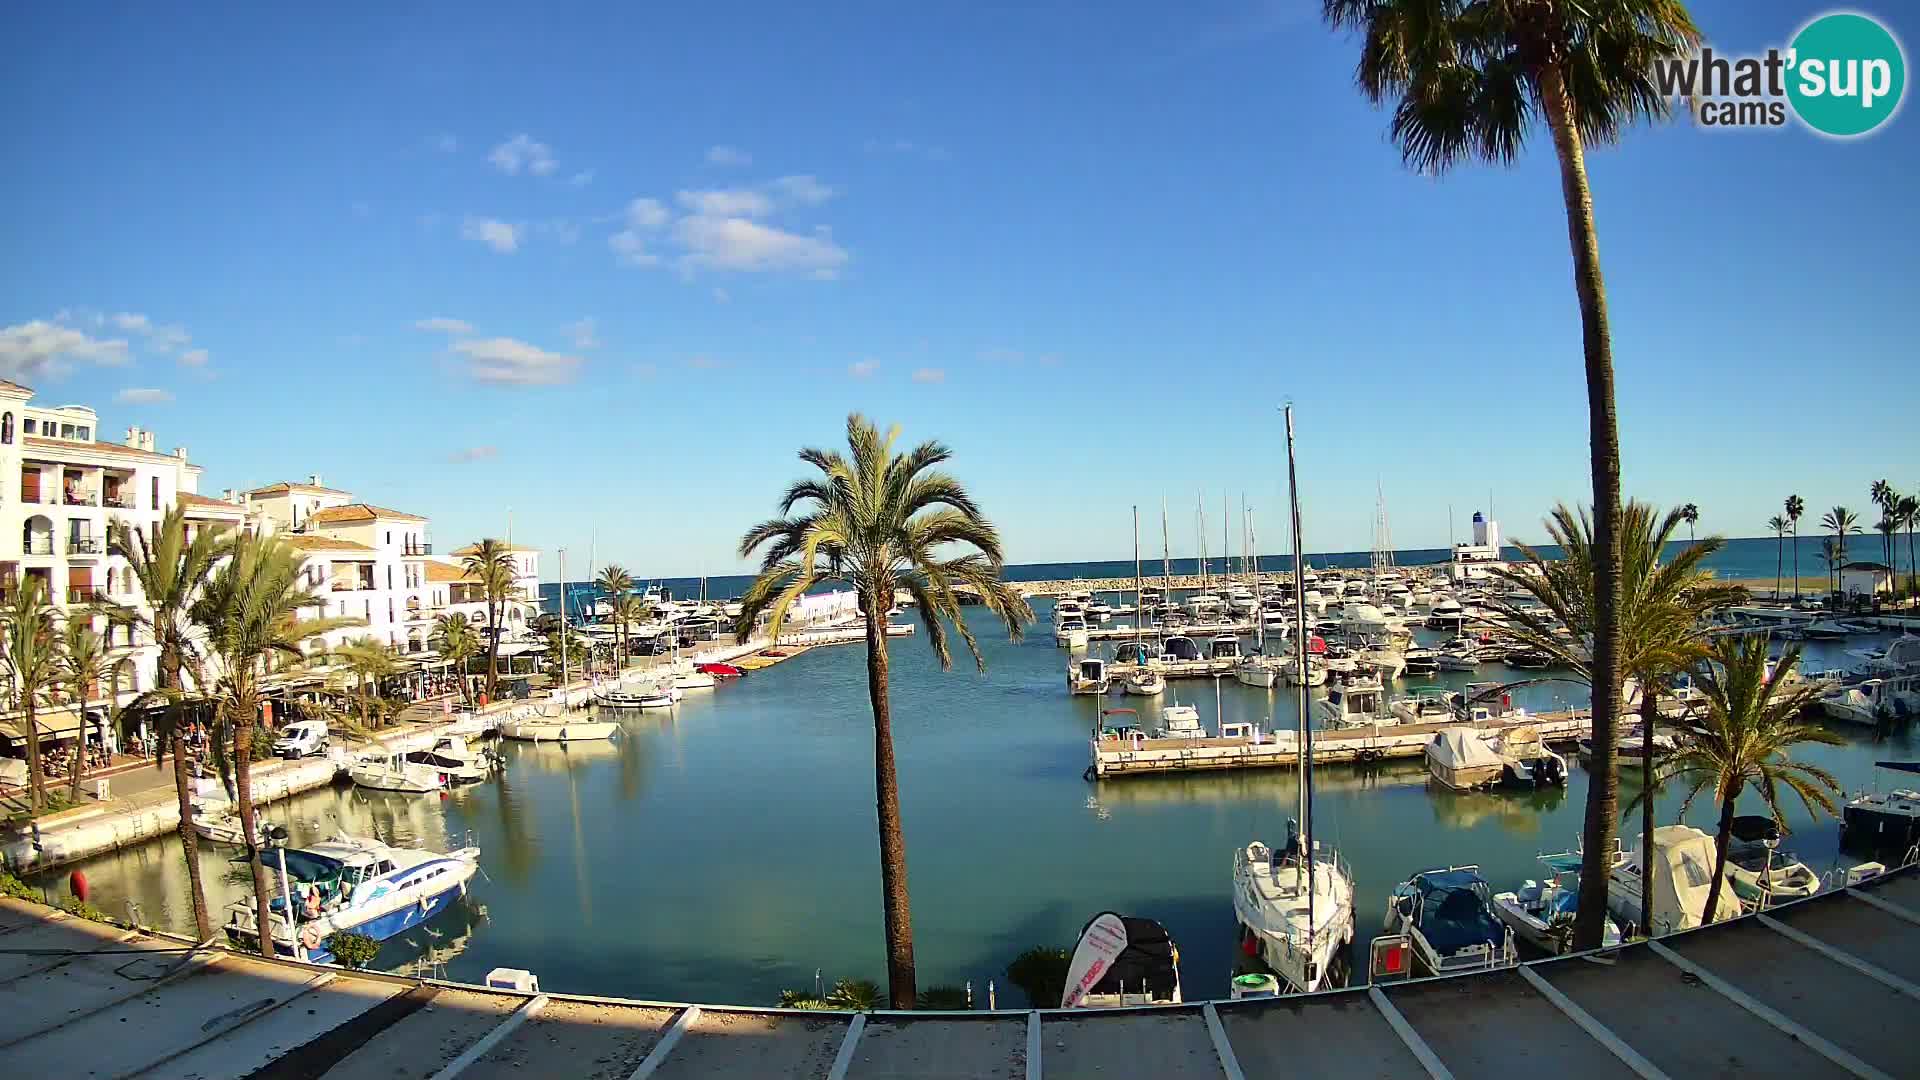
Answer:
[1875,516,1899,601]
[1663,635,1842,923]
[1898,494,1920,599]
[1766,515,1789,602]
[1319,0,1698,948]
[192,530,356,954]
[1785,495,1805,601]
[734,414,1032,1008]
[57,615,114,808]
[461,540,516,703]
[432,613,480,707]
[596,565,634,667]
[1869,480,1897,576]
[1679,503,1698,546]
[609,594,650,671]
[1490,502,1741,939]
[334,637,399,730]
[0,578,63,813]
[111,508,230,939]
[1822,507,1859,598]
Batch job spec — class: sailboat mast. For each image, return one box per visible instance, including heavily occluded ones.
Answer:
[1133,506,1143,644]
[1196,496,1207,589]
[560,548,570,699]
[1285,405,1314,935]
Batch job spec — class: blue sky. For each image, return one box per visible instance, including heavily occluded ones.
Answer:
[2,1,1914,577]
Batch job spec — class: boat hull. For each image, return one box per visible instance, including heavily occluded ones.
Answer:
[228,879,468,964]
[501,720,619,741]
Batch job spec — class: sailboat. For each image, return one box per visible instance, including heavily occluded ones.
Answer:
[1232,405,1356,995]
[503,549,618,742]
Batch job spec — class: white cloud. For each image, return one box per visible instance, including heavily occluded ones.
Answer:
[428,133,459,153]
[177,348,209,367]
[676,188,774,217]
[849,359,879,378]
[563,317,599,349]
[488,133,558,176]
[449,337,581,385]
[624,197,669,228]
[414,317,474,335]
[447,446,498,464]
[609,198,669,265]
[706,145,752,167]
[675,215,848,276]
[912,367,946,384]
[462,216,521,253]
[112,312,150,333]
[0,320,131,378]
[568,170,595,188]
[770,174,835,206]
[115,387,173,405]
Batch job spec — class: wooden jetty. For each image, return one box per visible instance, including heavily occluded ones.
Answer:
[1089,708,1592,779]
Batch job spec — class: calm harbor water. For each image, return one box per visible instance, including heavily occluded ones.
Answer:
[43,601,1917,1006]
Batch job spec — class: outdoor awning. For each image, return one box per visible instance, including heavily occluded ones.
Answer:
[0,709,90,739]
[495,642,547,657]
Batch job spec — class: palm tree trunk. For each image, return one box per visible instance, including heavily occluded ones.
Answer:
[1774,534,1783,602]
[1702,792,1737,927]
[1542,66,1625,953]
[862,585,916,1009]
[23,701,43,813]
[234,702,276,955]
[69,708,86,808]
[1907,524,1916,600]
[485,603,500,703]
[1791,523,1800,600]
[168,726,212,938]
[1638,687,1660,936]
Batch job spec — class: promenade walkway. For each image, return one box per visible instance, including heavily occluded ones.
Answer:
[2,865,1914,1078]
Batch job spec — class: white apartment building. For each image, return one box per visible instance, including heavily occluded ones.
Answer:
[435,543,543,639]
[0,381,208,704]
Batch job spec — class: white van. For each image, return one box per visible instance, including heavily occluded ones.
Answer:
[273,720,329,759]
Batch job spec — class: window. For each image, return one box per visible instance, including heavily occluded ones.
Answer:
[21,419,33,435]
[59,423,74,439]
[386,566,392,590]
[150,477,159,509]
[385,531,391,545]
[77,426,89,441]
[1,413,11,444]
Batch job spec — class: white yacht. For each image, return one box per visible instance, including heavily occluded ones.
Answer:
[191,800,265,847]
[500,708,620,741]
[1842,761,1920,851]
[1722,816,1820,908]
[1606,825,1741,935]
[1209,635,1243,661]
[1233,835,1355,994]
[1069,656,1111,695]
[348,752,447,794]
[1317,677,1392,730]
[405,736,498,784]
[1124,668,1166,696]
[1820,674,1919,725]
[1390,687,1457,726]
[1484,725,1568,787]
[223,833,480,963]
[1157,704,1206,739]
[1357,641,1406,681]
[1056,617,1091,648]
[1234,654,1285,689]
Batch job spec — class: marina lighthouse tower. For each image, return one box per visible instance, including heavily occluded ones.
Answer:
[1450,511,1504,584]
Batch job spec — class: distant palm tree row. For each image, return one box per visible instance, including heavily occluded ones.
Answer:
[1767,483,1918,602]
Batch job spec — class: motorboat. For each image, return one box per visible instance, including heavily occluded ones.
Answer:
[1721,816,1820,908]
[672,668,718,690]
[1234,654,1284,689]
[192,801,265,847]
[1485,726,1568,788]
[500,710,620,741]
[1850,634,1920,677]
[1069,657,1111,695]
[1056,618,1090,649]
[1061,913,1183,1008]
[634,684,683,709]
[1803,619,1855,641]
[1391,687,1458,726]
[1401,647,1440,678]
[1383,867,1516,976]
[1436,646,1482,671]
[1425,728,1505,791]
[1578,723,1676,767]
[1233,832,1355,994]
[1317,677,1392,730]
[695,662,745,678]
[1052,599,1087,627]
[1187,592,1226,617]
[223,833,480,963]
[1820,674,1920,725]
[405,736,499,784]
[596,687,656,709]
[1124,668,1166,696]
[1841,761,1920,852]
[1160,635,1203,663]
[1357,641,1406,681]
[1493,851,1624,955]
[1112,641,1156,667]
[1504,649,1555,671]
[348,752,447,794]
[1209,635,1243,661]
[1085,601,1113,624]
[1606,825,1741,935]
[1158,703,1206,739]
[1284,659,1329,687]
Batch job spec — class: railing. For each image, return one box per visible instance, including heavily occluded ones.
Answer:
[67,588,102,604]
[331,580,375,593]
[23,539,53,556]
[62,492,99,507]
[404,542,433,555]
[68,537,102,555]
[103,493,135,509]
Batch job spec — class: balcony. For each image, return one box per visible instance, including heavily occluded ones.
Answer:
[23,538,53,556]
[404,541,433,556]
[67,587,102,604]
[62,490,100,508]
[68,537,102,555]
[103,492,135,510]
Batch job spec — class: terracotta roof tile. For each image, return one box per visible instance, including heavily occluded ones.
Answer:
[178,492,244,516]
[282,535,374,553]
[247,481,355,497]
[308,503,427,525]
[425,561,475,583]
[23,436,178,462]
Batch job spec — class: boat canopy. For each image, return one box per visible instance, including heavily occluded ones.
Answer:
[239,848,345,883]
[1080,914,1179,999]
[1430,729,1502,771]
[1409,870,1504,953]
[1876,761,1920,775]
[1728,815,1782,844]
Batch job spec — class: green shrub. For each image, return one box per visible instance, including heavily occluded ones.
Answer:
[915,984,970,1010]
[1006,946,1072,1009]
[326,931,381,969]
[58,895,110,923]
[0,870,39,901]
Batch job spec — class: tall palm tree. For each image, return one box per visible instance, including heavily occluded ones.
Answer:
[734,414,1032,1008]
[57,615,114,808]
[0,578,63,813]
[461,540,516,703]
[1785,495,1805,601]
[596,565,634,666]
[1875,516,1899,600]
[1898,494,1919,599]
[192,531,356,955]
[1869,480,1897,576]
[1319,0,1698,948]
[432,613,480,707]
[1679,503,1699,546]
[1490,502,1741,938]
[1822,506,1858,598]
[1663,635,1841,924]
[111,508,231,939]
[1766,514,1789,602]
[609,593,650,671]
[334,636,399,730]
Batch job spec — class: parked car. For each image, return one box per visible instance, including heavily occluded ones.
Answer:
[273,720,329,759]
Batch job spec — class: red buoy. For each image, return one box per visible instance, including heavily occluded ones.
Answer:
[69,870,89,902]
